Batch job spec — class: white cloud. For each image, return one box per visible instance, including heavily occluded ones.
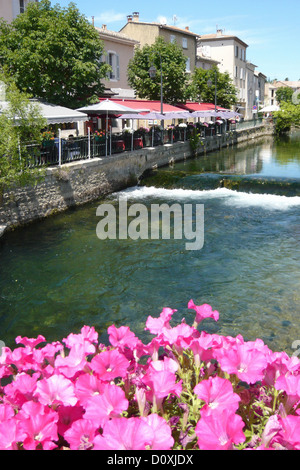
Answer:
[92,10,127,26]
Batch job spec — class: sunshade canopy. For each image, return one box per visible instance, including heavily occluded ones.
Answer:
[0,99,88,124]
[77,99,141,115]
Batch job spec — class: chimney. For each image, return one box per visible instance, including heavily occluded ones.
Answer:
[132,12,139,22]
[91,16,94,26]
[185,26,189,31]
[216,29,223,36]
[102,24,107,30]
[127,15,133,22]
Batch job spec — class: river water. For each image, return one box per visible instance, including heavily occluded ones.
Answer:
[0,131,300,354]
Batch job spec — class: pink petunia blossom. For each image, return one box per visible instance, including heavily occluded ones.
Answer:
[63,326,98,353]
[34,374,77,407]
[4,372,39,407]
[54,343,89,379]
[0,403,14,421]
[93,417,154,450]
[188,299,219,325]
[145,307,176,335]
[142,368,182,410]
[83,383,128,428]
[17,401,58,450]
[214,342,268,384]
[275,415,300,450]
[15,334,46,348]
[107,325,140,350]
[275,374,300,412]
[194,376,240,413]
[0,419,26,450]
[74,373,105,405]
[57,404,85,437]
[142,414,174,450]
[90,348,130,381]
[64,419,96,450]
[195,407,245,450]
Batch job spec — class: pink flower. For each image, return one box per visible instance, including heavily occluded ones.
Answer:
[159,322,198,351]
[4,372,39,407]
[214,342,268,384]
[15,334,46,348]
[142,414,174,450]
[57,405,84,436]
[188,299,219,325]
[74,373,104,405]
[83,383,128,428]
[0,404,14,421]
[107,325,140,350]
[35,374,77,407]
[54,343,89,379]
[275,375,300,411]
[90,348,130,381]
[64,419,96,450]
[195,408,245,450]
[194,376,240,413]
[0,419,26,450]
[142,369,182,410]
[145,307,176,335]
[93,417,154,450]
[276,415,300,450]
[18,402,58,450]
[63,326,98,353]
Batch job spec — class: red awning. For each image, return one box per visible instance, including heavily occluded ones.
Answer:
[178,102,228,112]
[99,98,186,114]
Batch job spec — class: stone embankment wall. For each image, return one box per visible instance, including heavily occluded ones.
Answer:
[0,123,274,237]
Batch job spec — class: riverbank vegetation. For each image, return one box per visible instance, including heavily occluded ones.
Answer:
[0,75,47,196]
[273,87,300,135]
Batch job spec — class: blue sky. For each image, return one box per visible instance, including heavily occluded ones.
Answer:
[55,0,300,81]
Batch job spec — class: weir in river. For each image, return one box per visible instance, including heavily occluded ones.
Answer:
[0,130,299,354]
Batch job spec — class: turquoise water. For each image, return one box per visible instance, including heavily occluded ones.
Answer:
[0,131,300,354]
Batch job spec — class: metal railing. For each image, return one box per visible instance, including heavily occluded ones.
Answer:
[22,120,255,168]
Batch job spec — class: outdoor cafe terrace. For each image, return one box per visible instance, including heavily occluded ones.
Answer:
[22,99,250,167]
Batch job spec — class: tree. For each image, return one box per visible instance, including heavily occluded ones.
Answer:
[189,66,238,109]
[0,74,47,195]
[127,37,189,104]
[0,0,110,108]
[273,101,300,135]
[275,87,294,104]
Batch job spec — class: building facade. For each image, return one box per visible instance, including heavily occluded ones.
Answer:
[96,25,139,99]
[197,31,250,117]
[120,12,199,75]
[0,0,38,22]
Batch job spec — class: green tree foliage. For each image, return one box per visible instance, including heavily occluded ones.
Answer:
[189,66,238,109]
[273,101,300,135]
[0,75,47,194]
[127,37,189,104]
[275,87,294,104]
[0,0,110,108]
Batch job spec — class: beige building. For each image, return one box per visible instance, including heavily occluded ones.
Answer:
[197,31,250,117]
[0,0,38,22]
[265,80,300,107]
[96,25,139,99]
[120,12,199,74]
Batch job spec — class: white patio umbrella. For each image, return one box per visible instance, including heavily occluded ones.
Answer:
[259,105,280,113]
[77,99,141,155]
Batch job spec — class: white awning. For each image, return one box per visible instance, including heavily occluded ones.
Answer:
[0,99,88,124]
[35,101,88,124]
